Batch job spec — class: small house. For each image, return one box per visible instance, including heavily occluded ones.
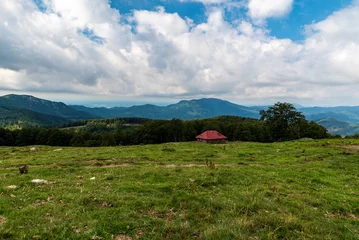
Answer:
[196,130,227,144]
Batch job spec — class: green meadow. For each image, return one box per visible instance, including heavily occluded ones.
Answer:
[0,139,359,239]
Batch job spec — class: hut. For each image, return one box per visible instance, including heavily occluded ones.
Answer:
[196,130,227,144]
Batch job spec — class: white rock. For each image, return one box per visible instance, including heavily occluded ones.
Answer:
[31,179,48,184]
[90,177,96,180]
[6,185,17,189]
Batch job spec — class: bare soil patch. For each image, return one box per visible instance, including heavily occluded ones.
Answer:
[86,163,237,169]
[324,212,359,221]
[343,145,359,150]
[0,216,5,225]
[0,162,259,170]
[86,163,136,168]
[113,235,132,240]
[161,163,235,168]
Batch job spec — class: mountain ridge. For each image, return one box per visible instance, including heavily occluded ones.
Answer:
[0,94,95,120]
[0,94,96,128]
[70,98,260,120]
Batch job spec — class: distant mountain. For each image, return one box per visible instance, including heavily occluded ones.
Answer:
[300,106,359,123]
[71,98,260,120]
[305,112,353,122]
[314,118,359,136]
[0,94,96,128]
[0,94,95,120]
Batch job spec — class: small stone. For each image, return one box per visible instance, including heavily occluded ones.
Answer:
[6,185,17,189]
[31,179,48,184]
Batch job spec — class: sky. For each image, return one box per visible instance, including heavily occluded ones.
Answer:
[0,0,359,107]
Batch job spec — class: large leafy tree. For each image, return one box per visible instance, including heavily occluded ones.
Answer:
[260,102,306,141]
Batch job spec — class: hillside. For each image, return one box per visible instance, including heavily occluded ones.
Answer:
[0,94,97,128]
[315,118,359,136]
[0,94,95,120]
[0,107,69,129]
[300,106,359,123]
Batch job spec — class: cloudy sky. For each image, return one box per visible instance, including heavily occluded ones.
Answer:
[0,0,358,106]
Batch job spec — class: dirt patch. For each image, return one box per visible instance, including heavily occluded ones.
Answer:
[113,235,132,240]
[324,212,359,221]
[0,162,259,170]
[0,163,51,170]
[0,216,6,225]
[161,163,235,168]
[86,163,136,169]
[85,159,116,163]
[342,145,359,150]
[86,163,237,169]
[144,208,176,220]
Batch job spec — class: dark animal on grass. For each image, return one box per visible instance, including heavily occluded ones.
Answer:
[19,165,28,174]
[206,160,215,169]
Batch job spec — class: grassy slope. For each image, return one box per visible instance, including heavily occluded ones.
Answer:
[0,140,359,239]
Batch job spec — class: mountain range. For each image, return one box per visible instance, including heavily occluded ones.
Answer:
[1,94,359,136]
[70,98,259,120]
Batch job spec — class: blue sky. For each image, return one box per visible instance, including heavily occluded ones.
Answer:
[268,0,353,40]
[0,0,359,106]
[110,0,353,41]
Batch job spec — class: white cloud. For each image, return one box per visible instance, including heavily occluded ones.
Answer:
[0,0,358,105]
[248,0,294,23]
[133,7,188,36]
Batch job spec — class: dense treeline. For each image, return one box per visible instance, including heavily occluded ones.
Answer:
[0,115,328,147]
[62,117,152,128]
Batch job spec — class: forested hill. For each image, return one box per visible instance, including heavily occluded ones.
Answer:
[315,118,359,136]
[0,107,69,129]
[71,98,260,119]
[0,94,94,119]
[0,94,96,128]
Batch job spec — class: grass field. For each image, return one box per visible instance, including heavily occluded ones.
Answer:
[1,139,359,239]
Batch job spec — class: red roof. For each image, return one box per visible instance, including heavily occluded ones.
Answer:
[196,130,227,140]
